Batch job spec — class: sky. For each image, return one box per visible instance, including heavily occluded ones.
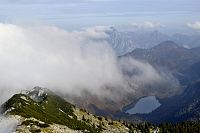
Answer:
[0,0,200,32]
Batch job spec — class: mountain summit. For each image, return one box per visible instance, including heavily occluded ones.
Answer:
[23,86,49,102]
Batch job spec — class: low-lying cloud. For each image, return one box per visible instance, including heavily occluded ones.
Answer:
[131,21,163,29]
[0,116,18,133]
[0,23,179,106]
[0,23,125,102]
[187,21,200,30]
[119,57,180,99]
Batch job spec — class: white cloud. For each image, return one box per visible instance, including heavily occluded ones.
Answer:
[131,21,163,29]
[119,57,180,98]
[0,23,126,101]
[187,21,200,30]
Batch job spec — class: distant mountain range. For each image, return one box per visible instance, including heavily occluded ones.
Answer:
[106,27,200,55]
[124,41,200,83]
[115,41,200,124]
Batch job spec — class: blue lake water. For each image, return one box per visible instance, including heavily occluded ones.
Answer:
[126,96,161,114]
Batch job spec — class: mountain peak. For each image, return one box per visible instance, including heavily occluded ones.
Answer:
[23,86,49,102]
[152,40,182,50]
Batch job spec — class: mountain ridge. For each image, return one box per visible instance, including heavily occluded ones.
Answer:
[0,87,135,133]
[106,27,200,55]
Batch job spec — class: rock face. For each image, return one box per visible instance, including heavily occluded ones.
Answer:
[1,87,131,133]
[106,27,136,56]
[20,86,49,103]
[106,27,200,56]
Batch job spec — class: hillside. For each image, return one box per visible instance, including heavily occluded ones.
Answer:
[179,61,200,85]
[0,87,142,133]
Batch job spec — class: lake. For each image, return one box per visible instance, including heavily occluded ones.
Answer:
[126,96,161,114]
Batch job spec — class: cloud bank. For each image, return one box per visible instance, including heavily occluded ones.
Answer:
[0,23,179,107]
[187,21,200,30]
[131,21,163,29]
[0,23,126,102]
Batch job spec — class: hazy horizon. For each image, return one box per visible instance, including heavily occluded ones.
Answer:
[0,0,199,34]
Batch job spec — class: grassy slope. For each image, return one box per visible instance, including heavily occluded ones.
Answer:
[1,93,101,133]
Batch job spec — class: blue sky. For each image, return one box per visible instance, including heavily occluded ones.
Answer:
[0,0,199,32]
